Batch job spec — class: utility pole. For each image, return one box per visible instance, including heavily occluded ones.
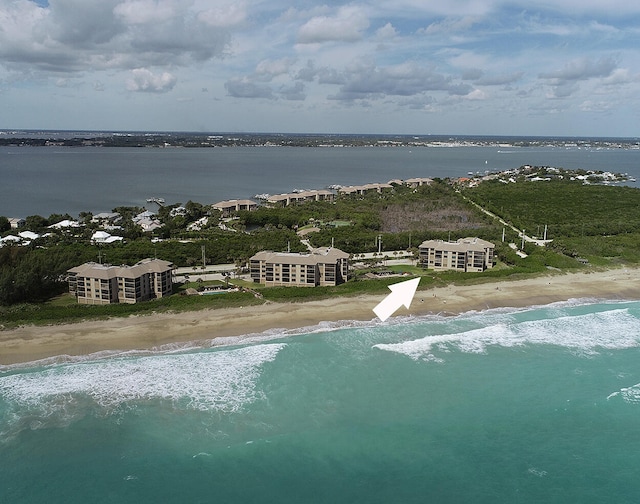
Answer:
[521,229,525,250]
[201,245,206,269]
[544,224,548,241]
[378,235,382,254]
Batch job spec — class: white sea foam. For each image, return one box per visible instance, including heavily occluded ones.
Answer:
[608,383,640,404]
[0,343,286,420]
[374,308,640,361]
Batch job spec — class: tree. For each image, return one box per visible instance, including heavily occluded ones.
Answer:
[0,216,10,233]
[25,215,48,231]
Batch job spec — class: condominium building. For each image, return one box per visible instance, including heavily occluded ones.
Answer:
[67,258,174,305]
[419,237,495,272]
[266,190,335,207]
[250,247,349,287]
[212,199,258,216]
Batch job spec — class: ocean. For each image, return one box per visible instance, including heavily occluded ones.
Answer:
[2,143,640,217]
[2,299,640,503]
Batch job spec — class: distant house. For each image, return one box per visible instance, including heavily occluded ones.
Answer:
[0,235,21,247]
[18,230,40,241]
[90,230,124,244]
[67,258,174,305]
[91,212,121,225]
[48,219,80,229]
[250,247,349,287]
[133,211,162,232]
[212,199,258,217]
[169,206,187,217]
[8,218,26,229]
[419,237,495,272]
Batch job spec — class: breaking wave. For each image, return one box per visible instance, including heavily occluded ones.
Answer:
[0,343,286,435]
[374,307,640,361]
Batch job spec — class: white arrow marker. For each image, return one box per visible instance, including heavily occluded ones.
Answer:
[373,277,421,322]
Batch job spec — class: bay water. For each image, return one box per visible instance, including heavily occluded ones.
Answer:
[3,144,640,217]
[2,299,640,503]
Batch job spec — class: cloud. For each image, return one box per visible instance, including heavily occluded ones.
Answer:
[198,1,248,28]
[225,77,273,99]
[279,81,305,101]
[375,22,397,40]
[397,95,436,110]
[602,68,634,86]
[126,68,177,92]
[113,0,178,24]
[580,100,614,112]
[461,68,484,80]
[419,16,479,36]
[538,56,617,82]
[546,81,579,98]
[297,5,369,44]
[255,58,295,81]
[474,72,523,86]
[329,62,463,101]
[295,61,346,84]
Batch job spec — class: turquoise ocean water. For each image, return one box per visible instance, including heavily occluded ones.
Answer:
[2,299,640,503]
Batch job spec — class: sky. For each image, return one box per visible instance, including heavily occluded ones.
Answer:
[1,0,639,136]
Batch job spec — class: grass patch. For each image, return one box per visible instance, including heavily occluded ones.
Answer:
[0,290,264,330]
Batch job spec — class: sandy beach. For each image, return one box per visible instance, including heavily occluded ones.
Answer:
[2,268,639,365]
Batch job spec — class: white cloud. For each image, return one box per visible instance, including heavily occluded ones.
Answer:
[126,68,177,92]
[539,56,617,82]
[255,58,295,80]
[198,1,248,28]
[375,22,397,40]
[114,0,178,24]
[580,100,614,112]
[225,77,273,99]
[420,16,479,36]
[474,72,523,86]
[297,6,370,44]
[602,68,634,86]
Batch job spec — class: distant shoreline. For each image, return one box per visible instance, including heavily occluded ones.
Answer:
[2,131,639,149]
[2,267,638,366]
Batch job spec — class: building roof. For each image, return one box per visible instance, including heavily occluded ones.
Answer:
[68,258,174,279]
[212,199,257,209]
[48,219,80,229]
[251,247,349,265]
[419,237,494,252]
[18,231,40,240]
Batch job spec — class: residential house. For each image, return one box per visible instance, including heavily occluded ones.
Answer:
[8,218,26,229]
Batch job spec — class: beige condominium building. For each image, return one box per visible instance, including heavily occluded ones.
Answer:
[68,258,174,305]
[250,247,349,287]
[419,237,495,272]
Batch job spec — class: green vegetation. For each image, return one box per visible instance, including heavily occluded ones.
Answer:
[465,179,640,238]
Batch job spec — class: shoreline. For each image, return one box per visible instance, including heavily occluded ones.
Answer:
[2,267,640,366]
